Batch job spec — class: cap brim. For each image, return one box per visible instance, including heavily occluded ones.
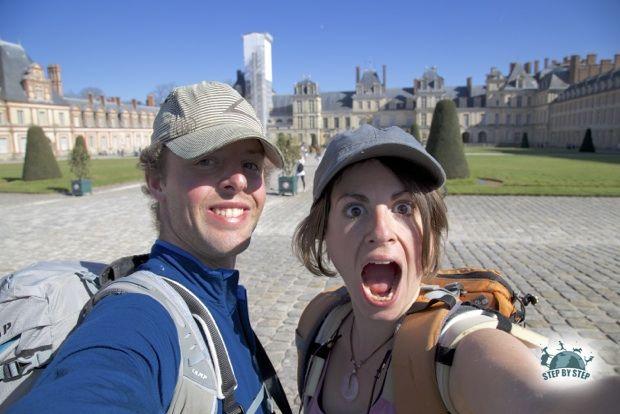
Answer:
[165,123,284,168]
[314,142,446,200]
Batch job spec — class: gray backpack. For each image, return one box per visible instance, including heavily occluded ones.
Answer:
[0,257,291,414]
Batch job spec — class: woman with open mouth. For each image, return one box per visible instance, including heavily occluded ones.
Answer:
[293,124,618,414]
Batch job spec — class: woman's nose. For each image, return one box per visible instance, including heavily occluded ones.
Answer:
[365,207,396,245]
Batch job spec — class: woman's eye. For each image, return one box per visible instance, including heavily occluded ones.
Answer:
[345,204,364,218]
[394,202,413,215]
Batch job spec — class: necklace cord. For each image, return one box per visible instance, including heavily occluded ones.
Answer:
[349,315,396,369]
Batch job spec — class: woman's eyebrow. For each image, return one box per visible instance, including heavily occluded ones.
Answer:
[336,193,369,203]
[391,190,410,200]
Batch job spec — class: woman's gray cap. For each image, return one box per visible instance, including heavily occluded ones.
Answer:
[313,124,446,201]
[150,81,284,168]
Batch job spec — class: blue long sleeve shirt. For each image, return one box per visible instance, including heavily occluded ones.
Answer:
[9,240,267,414]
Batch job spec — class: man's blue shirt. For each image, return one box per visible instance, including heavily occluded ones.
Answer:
[9,240,267,413]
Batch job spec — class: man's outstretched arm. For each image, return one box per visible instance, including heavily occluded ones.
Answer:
[8,293,180,414]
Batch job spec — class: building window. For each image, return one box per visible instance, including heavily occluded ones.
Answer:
[421,114,427,127]
[517,96,522,107]
[345,117,351,128]
[296,101,302,113]
[0,137,7,154]
[59,112,65,126]
[526,113,531,124]
[20,136,27,152]
[17,110,25,125]
[89,136,95,148]
[481,113,486,125]
[527,96,532,106]
[366,101,371,110]
[516,114,522,125]
[38,110,47,125]
[506,114,511,125]
[334,117,340,128]
[421,97,427,109]
[323,117,328,129]
[464,114,470,127]
[309,101,315,112]
[309,116,316,129]
[297,116,303,129]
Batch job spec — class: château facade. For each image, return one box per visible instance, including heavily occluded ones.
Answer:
[0,40,158,160]
[267,55,620,150]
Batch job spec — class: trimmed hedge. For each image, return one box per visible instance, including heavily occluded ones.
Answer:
[579,128,595,152]
[22,126,62,181]
[69,135,90,179]
[425,100,470,179]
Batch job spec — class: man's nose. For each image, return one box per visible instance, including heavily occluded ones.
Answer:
[219,170,248,193]
[365,207,396,245]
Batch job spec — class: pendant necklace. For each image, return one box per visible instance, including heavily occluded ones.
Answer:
[340,315,396,402]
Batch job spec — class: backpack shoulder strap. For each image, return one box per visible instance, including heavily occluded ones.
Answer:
[94,271,234,414]
[295,286,350,400]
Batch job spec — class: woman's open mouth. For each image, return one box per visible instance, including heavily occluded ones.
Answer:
[361,261,401,306]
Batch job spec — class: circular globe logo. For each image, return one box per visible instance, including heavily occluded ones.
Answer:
[549,351,586,370]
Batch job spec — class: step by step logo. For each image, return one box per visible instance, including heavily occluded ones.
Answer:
[541,340,594,381]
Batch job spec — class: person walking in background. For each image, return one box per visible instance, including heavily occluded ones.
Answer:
[296,156,306,191]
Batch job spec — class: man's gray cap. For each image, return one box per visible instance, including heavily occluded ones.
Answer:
[151,81,284,168]
[313,124,446,201]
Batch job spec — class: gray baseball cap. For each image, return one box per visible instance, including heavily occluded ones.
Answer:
[313,124,446,201]
[150,81,283,168]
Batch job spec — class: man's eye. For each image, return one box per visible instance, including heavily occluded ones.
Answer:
[345,204,364,218]
[394,202,413,215]
[243,162,260,172]
[196,157,214,167]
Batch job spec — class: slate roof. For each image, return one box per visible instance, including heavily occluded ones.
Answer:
[63,96,158,113]
[556,67,620,101]
[359,70,381,86]
[503,63,538,90]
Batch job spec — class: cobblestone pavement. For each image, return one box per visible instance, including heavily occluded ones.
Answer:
[1,158,619,409]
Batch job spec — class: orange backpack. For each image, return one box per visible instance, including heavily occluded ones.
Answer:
[296,268,547,413]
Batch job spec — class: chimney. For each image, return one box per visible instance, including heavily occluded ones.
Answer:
[534,60,539,74]
[115,97,121,106]
[509,62,516,73]
[47,64,63,96]
[88,93,93,106]
[570,55,580,84]
[99,95,105,107]
[382,64,386,88]
[586,53,596,65]
[356,66,360,83]
[146,94,155,106]
[466,77,473,97]
[131,99,137,110]
[614,54,620,69]
[524,62,531,74]
[544,58,549,68]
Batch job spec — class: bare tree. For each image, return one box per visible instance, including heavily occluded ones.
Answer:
[79,87,104,98]
[150,83,177,105]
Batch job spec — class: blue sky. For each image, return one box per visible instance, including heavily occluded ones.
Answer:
[1,0,619,102]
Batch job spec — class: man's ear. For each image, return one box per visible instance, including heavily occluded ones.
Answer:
[146,172,166,202]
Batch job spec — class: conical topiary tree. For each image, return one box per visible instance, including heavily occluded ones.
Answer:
[276,133,301,176]
[22,126,62,181]
[579,128,595,152]
[520,132,530,148]
[69,135,90,179]
[409,122,421,142]
[425,100,469,179]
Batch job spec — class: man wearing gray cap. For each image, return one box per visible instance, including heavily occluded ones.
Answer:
[9,82,290,414]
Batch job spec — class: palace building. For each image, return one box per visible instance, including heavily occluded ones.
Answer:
[0,39,158,160]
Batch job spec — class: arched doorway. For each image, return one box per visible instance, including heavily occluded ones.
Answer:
[478,131,487,143]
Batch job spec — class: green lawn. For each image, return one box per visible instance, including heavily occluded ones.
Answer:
[447,147,620,196]
[0,158,144,194]
[1,148,619,196]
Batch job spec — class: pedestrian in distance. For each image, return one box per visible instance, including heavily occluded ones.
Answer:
[296,157,306,191]
[7,82,292,414]
[293,124,619,414]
